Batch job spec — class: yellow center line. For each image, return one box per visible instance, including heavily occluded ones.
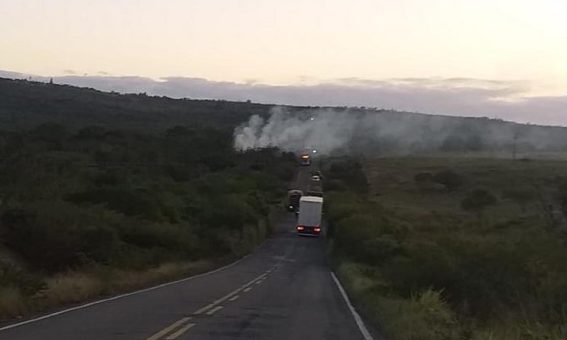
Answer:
[212,273,266,304]
[194,271,269,314]
[205,306,224,315]
[146,267,275,340]
[146,317,191,340]
[165,323,196,340]
[194,304,215,315]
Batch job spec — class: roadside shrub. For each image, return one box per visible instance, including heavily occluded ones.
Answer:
[198,194,257,230]
[0,263,45,296]
[382,240,457,297]
[334,215,376,256]
[115,221,198,258]
[68,187,164,221]
[433,170,464,191]
[502,187,535,212]
[461,189,498,215]
[325,192,359,221]
[0,202,120,272]
[325,179,348,192]
[414,172,433,184]
[376,289,462,340]
[360,235,402,264]
[327,159,369,194]
[0,287,27,318]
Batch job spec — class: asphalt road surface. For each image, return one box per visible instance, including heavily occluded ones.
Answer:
[0,164,372,340]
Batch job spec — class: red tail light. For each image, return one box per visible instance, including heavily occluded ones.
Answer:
[296,225,305,231]
[314,227,321,233]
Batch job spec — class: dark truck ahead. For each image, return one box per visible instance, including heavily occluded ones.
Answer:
[299,153,311,166]
[287,189,303,212]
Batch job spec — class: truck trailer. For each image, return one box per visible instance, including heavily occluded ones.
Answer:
[296,196,323,236]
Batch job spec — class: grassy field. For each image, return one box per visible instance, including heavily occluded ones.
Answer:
[324,157,567,340]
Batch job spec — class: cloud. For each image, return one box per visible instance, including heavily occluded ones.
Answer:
[1,70,566,126]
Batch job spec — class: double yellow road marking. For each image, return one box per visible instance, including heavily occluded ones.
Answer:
[165,323,196,340]
[194,272,267,315]
[205,306,224,315]
[146,268,273,339]
[147,317,194,340]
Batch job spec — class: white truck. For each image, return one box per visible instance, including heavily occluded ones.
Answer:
[296,196,323,236]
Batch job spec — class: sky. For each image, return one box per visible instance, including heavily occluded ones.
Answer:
[1,0,567,124]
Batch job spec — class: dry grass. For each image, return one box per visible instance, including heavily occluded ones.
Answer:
[44,272,106,306]
[337,262,461,340]
[0,287,27,318]
[0,259,216,320]
[46,260,212,304]
[108,260,212,292]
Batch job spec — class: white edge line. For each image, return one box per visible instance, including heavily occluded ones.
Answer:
[0,254,251,332]
[331,272,374,340]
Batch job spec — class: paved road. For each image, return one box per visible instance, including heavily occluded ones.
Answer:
[0,165,369,340]
[0,216,366,340]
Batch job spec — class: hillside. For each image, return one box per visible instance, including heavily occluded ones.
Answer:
[3,77,567,159]
[0,77,272,131]
[0,77,300,319]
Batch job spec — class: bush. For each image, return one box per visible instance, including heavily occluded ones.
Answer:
[433,170,464,191]
[461,189,498,215]
[414,172,433,184]
[0,202,120,272]
[115,221,198,258]
[327,159,369,194]
[0,263,45,296]
[360,236,403,264]
[502,187,534,212]
[376,289,462,340]
[0,287,27,318]
[68,188,165,221]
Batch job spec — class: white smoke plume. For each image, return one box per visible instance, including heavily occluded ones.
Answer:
[233,107,358,154]
[233,107,567,156]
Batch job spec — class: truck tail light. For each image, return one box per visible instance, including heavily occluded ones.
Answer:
[296,225,305,231]
[314,227,321,233]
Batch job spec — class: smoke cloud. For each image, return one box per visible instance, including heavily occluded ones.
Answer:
[234,107,567,156]
[233,107,359,154]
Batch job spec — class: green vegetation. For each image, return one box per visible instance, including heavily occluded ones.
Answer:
[325,157,567,339]
[0,122,295,318]
[0,78,299,319]
[0,78,272,131]
[6,76,567,333]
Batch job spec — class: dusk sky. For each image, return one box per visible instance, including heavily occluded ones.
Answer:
[2,0,567,124]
